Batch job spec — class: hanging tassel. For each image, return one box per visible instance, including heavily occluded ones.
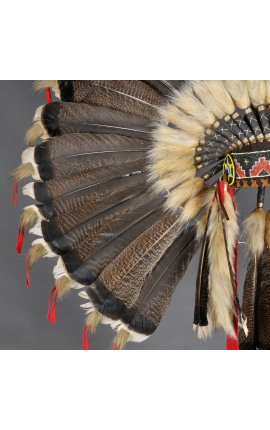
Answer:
[47,286,58,323]
[199,176,240,342]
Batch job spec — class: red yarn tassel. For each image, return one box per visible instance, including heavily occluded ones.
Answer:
[82,325,90,350]
[47,286,57,322]
[15,222,24,253]
[82,325,86,350]
[45,88,52,103]
[86,328,90,350]
[50,290,58,323]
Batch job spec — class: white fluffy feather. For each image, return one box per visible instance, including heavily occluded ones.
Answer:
[206,191,239,338]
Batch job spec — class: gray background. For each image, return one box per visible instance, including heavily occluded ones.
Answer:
[0,81,260,350]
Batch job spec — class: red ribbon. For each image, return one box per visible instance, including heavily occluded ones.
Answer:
[15,222,24,253]
[47,286,58,323]
[45,88,52,103]
[82,324,90,350]
[226,185,239,350]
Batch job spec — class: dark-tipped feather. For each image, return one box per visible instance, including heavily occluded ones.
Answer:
[125,226,200,335]
[34,133,151,164]
[42,102,154,140]
[86,214,181,318]
[58,80,165,119]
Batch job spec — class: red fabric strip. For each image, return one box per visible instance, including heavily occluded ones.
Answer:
[112,343,119,350]
[15,222,24,253]
[47,286,56,321]
[82,325,90,350]
[50,290,58,323]
[212,181,225,203]
[226,186,239,350]
[86,328,90,350]
[45,88,52,104]
[82,325,86,350]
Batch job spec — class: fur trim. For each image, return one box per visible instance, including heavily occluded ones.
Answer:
[172,87,215,127]
[245,80,266,107]
[179,188,215,226]
[31,238,57,259]
[206,191,239,337]
[112,328,131,350]
[25,122,48,147]
[159,104,205,137]
[10,163,36,181]
[203,81,235,115]
[243,208,266,258]
[29,217,42,236]
[265,210,270,249]
[149,141,196,163]
[33,105,45,122]
[153,126,199,149]
[55,276,71,299]
[163,178,205,212]
[265,81,270,105]
[86,310,102,334]
[21,147,40,180]
[223,80,250,110]
[28,243,47,267]
[196,211,209,240]
[20,206,39,229]
[33,80,60,99]
[53,257,84,289]
[192,81,233,118]
[149,159,196,193]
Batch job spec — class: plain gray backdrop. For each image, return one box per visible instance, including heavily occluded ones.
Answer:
[0,80,260,350]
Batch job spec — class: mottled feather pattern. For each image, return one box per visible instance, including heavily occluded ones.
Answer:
[35,133,151,163]
[98,214,181,306]
[67,208,166,285]
[255,247,270,349]
[125,226,200,335]
[58,80,165,119]
[238,257,257,349]
[44,192,154,255]
[42,102,154,140]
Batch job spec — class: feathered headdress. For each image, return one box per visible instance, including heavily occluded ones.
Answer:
[11,80,270,349]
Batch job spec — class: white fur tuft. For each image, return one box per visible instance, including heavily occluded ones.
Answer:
[22,182,35,199]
